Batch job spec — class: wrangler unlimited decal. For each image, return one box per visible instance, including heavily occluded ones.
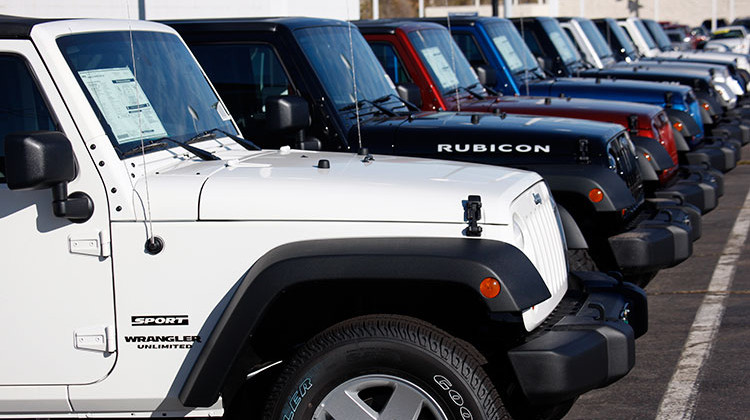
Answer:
[124,335,202,350]
[437,144,551,153]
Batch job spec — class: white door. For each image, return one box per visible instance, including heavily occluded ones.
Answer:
[0,40,116,387]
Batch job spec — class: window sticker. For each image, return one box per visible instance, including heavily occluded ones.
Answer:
[421,47,458,89]
[79,67,167,144]
[492,35,523,72]
[549,32,575,63]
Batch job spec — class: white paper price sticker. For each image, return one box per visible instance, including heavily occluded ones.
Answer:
[79,67,167,144]
[421,47,459,89]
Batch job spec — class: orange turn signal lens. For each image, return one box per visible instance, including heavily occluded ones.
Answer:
[702,102,711,111]
[588,188,604,203]
[480,277,501,299]
[673,122,684,132]
[643,152,652,161]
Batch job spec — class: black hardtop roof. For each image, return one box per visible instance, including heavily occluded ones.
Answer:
[354,19,445,35]
[0,15,56,39]
[163,16,350,34]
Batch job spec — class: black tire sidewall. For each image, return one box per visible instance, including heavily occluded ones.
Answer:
[270,337,489,420]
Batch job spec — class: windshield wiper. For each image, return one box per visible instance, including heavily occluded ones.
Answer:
[461,83,486,99]
[339,98,397,117]
[372,93,420,112]
[123,134,219,161]
[197,127,261,151]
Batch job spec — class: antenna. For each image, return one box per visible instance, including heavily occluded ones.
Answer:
[445,4,461,112]
[346,1,363,150]
[126,1,157,250]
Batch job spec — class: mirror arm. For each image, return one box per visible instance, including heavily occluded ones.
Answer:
[51,182,94,223]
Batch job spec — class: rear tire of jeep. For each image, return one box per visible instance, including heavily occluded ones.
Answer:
[262,314,509,420]
[567,249,598,271]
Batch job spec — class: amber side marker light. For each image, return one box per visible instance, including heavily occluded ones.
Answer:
[643,152,652,161]
[702,102,711,111]
[588,188,604,203]
[673,121,684,132]
[480,277,501,299]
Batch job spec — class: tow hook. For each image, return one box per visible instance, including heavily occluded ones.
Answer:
[620,302,631,324]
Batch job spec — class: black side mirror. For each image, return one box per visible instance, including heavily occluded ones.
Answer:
[266,95,322,150]
[265,95,311,133]
[475,65,497,87]
[396,83,423,108]
[265,95,320,150]
[5,131,93,223]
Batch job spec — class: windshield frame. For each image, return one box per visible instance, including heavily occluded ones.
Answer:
[643,19,673,50]
[57,30,238,158]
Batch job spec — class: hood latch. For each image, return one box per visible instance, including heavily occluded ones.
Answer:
[463,195,483,237]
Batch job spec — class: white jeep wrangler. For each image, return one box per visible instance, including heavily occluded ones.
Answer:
[0,16,645,420]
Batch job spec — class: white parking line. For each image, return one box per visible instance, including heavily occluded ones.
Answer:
[656,187,750,420]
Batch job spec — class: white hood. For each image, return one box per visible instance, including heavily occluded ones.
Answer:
[132,148,540,225]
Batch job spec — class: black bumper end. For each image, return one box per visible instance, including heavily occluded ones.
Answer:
[508,272,646,404]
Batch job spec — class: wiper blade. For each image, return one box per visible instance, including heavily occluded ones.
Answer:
[198,127,261,151]
[339,98,397,116]
[121,141,170,157]
[134,135,219,161]
[373,93,420,112]
[461,83,485,99]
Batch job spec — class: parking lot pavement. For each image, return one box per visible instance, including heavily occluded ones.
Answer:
[565,144,750,420]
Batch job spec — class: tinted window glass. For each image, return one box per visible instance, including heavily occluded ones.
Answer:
[540,19,581,64]
[452,33,487,68]
[368,42,412,85]
[484,20,539,73]
[0,55,57,183]
[578,19,613,59]
[190,43,291,138]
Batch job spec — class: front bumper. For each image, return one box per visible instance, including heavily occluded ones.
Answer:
[607,203,694,274]
[653,177,717,214]
[681,141,738,172]
[507,271,646,404]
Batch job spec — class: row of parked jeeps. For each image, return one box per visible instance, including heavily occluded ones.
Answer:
[0,12,745,420]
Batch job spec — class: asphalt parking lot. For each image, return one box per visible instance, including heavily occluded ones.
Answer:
[566,143,750,419]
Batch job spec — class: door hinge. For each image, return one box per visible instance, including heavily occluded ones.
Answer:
[68,230,111,258]
[74,325,116,353]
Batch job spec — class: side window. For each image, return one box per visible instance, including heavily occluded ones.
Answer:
[190,43,291,138]
[452,33,487,68]
[0,55,57,183]
[368,42,411,85]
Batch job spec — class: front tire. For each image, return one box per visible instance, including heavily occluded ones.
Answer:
[263,314,508,420]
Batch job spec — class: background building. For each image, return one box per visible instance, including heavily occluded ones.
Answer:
[1,0,747,29]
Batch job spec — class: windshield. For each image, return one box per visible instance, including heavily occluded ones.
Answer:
[633,19,658,49]
[295,25,395,109]
[643,19,672,50]
[578,19,613,59]
[58,31,237,158]
[407,28,479,94]
[599,18,637,57]
[540,19,581,64]
[484,20,539,73]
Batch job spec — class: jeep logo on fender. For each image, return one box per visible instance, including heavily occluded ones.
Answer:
[437,144,550,153]
[131,315,189,326]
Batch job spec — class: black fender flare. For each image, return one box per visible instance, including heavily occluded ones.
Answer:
[558,204,588,249]
[179,237,551,407]
[630,135,675,176]
[665,108,702,139]
[530,164,639,213]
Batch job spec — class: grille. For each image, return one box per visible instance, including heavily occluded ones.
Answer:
[511,181,568,330]
[608,134,644,203]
